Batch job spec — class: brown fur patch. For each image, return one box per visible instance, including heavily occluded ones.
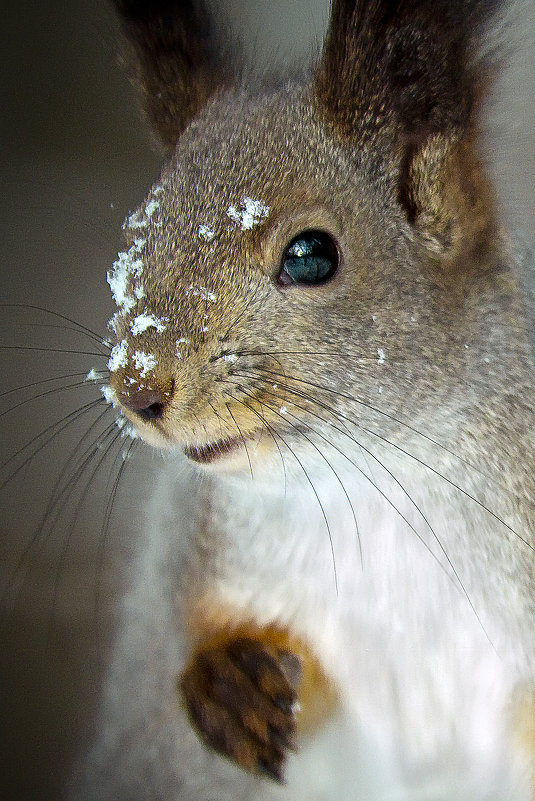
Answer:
[185,601,338,735]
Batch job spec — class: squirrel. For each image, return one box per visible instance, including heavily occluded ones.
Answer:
[70,1,535,798]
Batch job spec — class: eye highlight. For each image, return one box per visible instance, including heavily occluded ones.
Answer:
[278,230,339,286]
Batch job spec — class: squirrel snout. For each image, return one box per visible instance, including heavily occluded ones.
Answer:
[109,371,174,423]
[118,387,168,421]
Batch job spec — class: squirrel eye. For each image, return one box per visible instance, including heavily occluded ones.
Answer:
[278,230,339,286]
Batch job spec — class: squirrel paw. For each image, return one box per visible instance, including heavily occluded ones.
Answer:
[180,636,302,782]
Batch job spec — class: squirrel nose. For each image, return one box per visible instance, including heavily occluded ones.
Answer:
[110,374,174,422]
[118,387,169,421]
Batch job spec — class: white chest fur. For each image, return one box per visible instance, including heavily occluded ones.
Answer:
[201,450,534,799]
[75,450,533,801]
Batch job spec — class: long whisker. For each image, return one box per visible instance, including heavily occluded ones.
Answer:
[242,366,534,554]
[38,407,117,529]
[247,365,510,494]
[0,344,107,357]
[235,378,451,572]
[2,411,117,607]
[0,303,111,348]
[225,373,499,647]
[207,400,228,441]
[0,379,106,420]
[46,426,127,645]
[237,349,376,361]
[236,383,362,567]
[0,397,105,487]
[94,436,139,656]
[234,395,288,495]
[228,390,338,594]
[0,372,103,400]
[225,403,254,479]
[246,381,494,633]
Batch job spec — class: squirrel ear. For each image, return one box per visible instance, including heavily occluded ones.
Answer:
[314,0,502,256]
[113,0,239,152]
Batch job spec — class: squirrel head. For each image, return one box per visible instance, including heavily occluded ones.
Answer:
[107,0,504,467]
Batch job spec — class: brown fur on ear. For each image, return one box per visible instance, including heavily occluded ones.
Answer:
[314,0,503,259]
[112,0,240,151]
[399,134,498,263]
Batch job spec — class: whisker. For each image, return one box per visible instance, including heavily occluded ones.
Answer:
[45,426,127,645]
[0,397,105,487]
[237,349,376,361]
[261,364,504,490]
[242,366,534,553]
[234,395,288,496]
[37,407,117,529]
[228,389,338,593]
[225,403,254,479]
[2,410,117,607]
[94,436,139,656]
[0,372,102,400]
[0,345,107,357]
[245,379,495,640]
[9,322,108,348]
[224,373,500,647]
[236,384,362,567]
[0,379,106,420]
[0,303,110,347]
[207,401,230,440]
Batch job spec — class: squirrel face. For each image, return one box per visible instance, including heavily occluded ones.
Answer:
[107,83,498,468]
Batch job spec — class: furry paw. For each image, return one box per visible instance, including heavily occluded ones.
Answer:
[180,636,302,782]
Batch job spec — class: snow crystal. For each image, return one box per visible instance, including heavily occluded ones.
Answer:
[130,312,168,336]
[101,385,117,406]
[227,197,270,231]
[223,353,238,363]
[125,208,147,230]
[279,406,288,415]
[176,338,189,358]
[377,348,386,365]
[107,313,120,334]
[108,339,128,372]
[125,191,161,230]
[144,197,159,218]
[85,368,99,382]
[121,422,139,440]
[107,242,144,312]
[133,351,157,377]
[185,285,218,303]
[198,224,215,241]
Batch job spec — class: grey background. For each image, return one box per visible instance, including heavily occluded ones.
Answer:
[0,2,532,800]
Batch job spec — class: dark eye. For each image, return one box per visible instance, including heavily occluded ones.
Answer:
[278,230,339,286]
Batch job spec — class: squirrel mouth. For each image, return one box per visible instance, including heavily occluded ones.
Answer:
[184,435,249,464]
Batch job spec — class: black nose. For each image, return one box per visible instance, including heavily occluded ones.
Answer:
[116,386,172,422]
[135,399,166,422]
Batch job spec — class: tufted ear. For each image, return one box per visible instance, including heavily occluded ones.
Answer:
[314,0,503,258]
[112,0,240,152]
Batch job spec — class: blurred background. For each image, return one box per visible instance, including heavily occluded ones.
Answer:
[0,1,532,799]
